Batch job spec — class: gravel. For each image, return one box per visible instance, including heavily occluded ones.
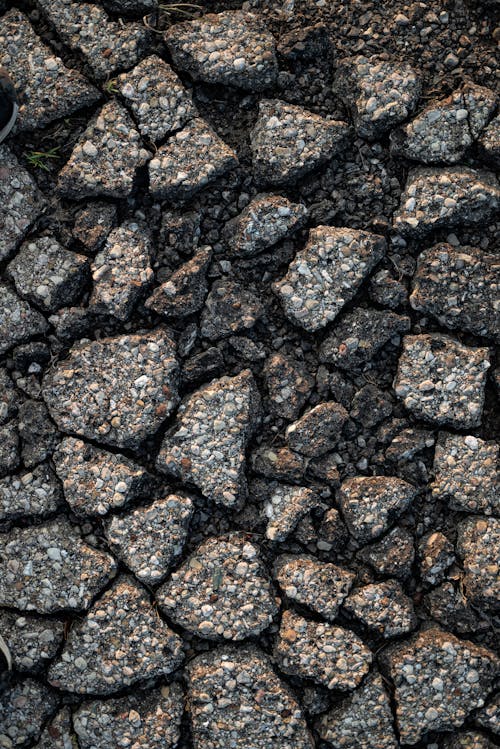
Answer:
[456,516,500,612]
[0,611,64,673]
[43,330,180,449]
[285,401,349,457]
[34,707,75,749]
[381,628,499,744]
[157,534,278,640]
[418,531,455,586]
[343,579,417,637]
[274,226,386,332]
[145,246,212,318]
[165,10,278,91]
[186,644,314,748]
[0,518,117,613]
[263,352,314,420]
[0,463,62,522]
[393,333,490,428]
[0,679,58,748]
[48,575,183,694]
[157,369,260,507]
[264,484,322,542]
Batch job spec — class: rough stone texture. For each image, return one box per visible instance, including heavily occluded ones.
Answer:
[393,167,500,238]
[90,221,154,320]
[18,400,61,468]
[343,580,417,638]
[251,100,350,186]
[145,247,212,318]
[149,118,238,202]
[0,421,20,478]
[200,279,264,340]
[43,330,179,449]
[263,352,314,420]
[424,581,486,637]
[0,146,48,262]
[457,517,500,612]
[264,484,321,541]
[274,226,386,332]
[443,733,495,749]
[7,236,89,313]
[57,101,150,199]
[391,83,497,163]
[285,401,349,457]
[478,113,500,168]
[157,370,260,507]
[48,576,184,694]
[53,436,151,516]
[431,433,499,516]
[475,693,500,735]
[320,307,410,369]
[186,645,314,749]
[338,476,417,543]
[0,463,62,522]
[316,672,398,749]
[273,554,354,620]
[165,11,278,91]
[105,494,194,584]
[157,534,278,640]
[73,202,118,255]
[38,0,149,81]
[275,610,372,690]
[0,611,64,672]
[223,194,308,257]
[394,334,490,429]
[0,679,58,748]
[382,628,499,744]
[34,707,76,749]
[336,54,421,140]
[0,518,117,613]
[116,55,196,142]
[0,9,100,133]
[74,684,184,749]
[418,531,455,586]
[410,243,499,341]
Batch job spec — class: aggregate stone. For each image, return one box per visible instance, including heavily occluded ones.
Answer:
[18,400,61,467]
[186,644,314,749]
[201,279,263,340]
[223,194,308,257]
[277,22,330,61]
[343,580,417,638]
[273,226,386,332]
[393,167,500,238]
[116,55,196,143]
[418,531,455,586]
[0,463,62,522]
[432,433,499,516]
[146,247,211,318]
[34,707,76,749]
[7,236,89,313]
[0,679,58,748]
[90,221,154,321]
[264,484,322,541]
[263,352,314,420]
[43,329,180,449]
[369,268,408,309]
[424,581,486,636]
[273,554,354,620]
[0,611,64,672]
[316,671,398,749]
[478,113,500,168]
[72,202,118,255]
[319,307,410,370]
[73,684,184,749]
[351,383,393,428]
[0,422,20,478]
[38,0,150,81]
[250,99,350,186]
[285,401,349,457]
[410,243,500,341]
[157,369,260,507]
[164,11,278,91]
[57,100,151,199]
[101,0,158,11]
[181,347,224,389]
[0,284,48,356]
[0,10,100,133]
[0,518,117,613]
[390,83,497,164]
[381,628,499,744]
[157,534,279,640]
[148,117,238,202]
[53,436,151,517]
[338,475,417,543]
[252,445,308,483]
[0,369,20,425]
[357,526,415,579]
[105,494,194,584]
[456,516,500,612]
[275,610,372,690]
[48,575,184,694]
[0,144,47,262]
[335,54,421,140]
[475,693,500,735]
[317,507,348,551]
[443,732,496,749]
[393,334,490,429]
